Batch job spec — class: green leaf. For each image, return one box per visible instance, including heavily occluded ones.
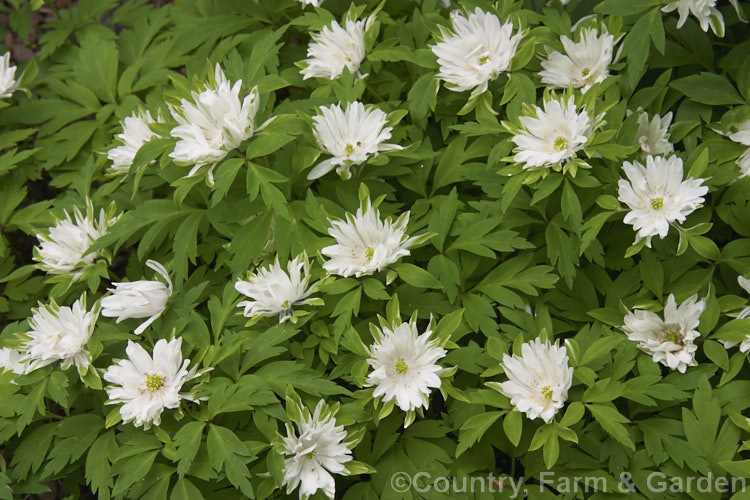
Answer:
[407,73,439,124]
[594,0,660,15]
[587,404,635,450]
[207,425,255,497]
[170,478,205,500]
[560,402,585,427]
[174,422,206,477]
[395,263,443,289]
[502,411,523,447]
[671,73,744,105]
[456,411,503,457]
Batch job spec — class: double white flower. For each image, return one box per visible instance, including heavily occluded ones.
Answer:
[33,202,118,276]
[101,260,172,335]
[622,294,705,373]
[431,7,523,98]
[634,111,674,157]
[727,119,750,178]
[235,253,319,323]
[22,296,99,376]
[300,15,369,80]
[170,64,260,180]
[493,338,573,423]
[539,28,616,92]
[366,317,447,415]
[0,347,29,376]
[281,400,352,499]
[617,155,708,247]
[107,110,159,175]
[0,52,19,99]
[662,0,726,36]
[509,95,597,169]
[104,337,201,429]
[309,101,402,180]
[322,198,419,278]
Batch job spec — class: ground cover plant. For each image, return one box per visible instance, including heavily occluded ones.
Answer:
[2,0,750,498]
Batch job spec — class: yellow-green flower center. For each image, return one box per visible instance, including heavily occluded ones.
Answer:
[344,143,355,155]
[479,55,490,65]
[553,136,568,151]
[306,449,316,459]
[541,386,553,400]
[365,247,375,261]
[582,67,591,77]
[650,197,664,210]
[663,329,680,343]
[395,358,409,375]
[145,374,164,392]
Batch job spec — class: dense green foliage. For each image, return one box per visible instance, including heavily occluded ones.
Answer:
[2,0,750,498]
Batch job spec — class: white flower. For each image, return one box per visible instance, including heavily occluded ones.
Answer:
[494,338,573,423]
[662,0,725,36]
[308,101,402,180]
[101,260,173,335]
[727,119,750,178]
[235,253,318,323]
[22,296,99,375]
[0,52,19,99]
[617,155,708,247]
[169,64,260,179]
[107,110,159,175]
[728,119,750,146]
[622,294,704,373]
[34,202,118,276]
[322,199,419,278]
[282,400,352,499]
[300,16,368,80]
[737,150,750,178]
[510,95,597,169]
[635,111,674,156]
[431,7,523,97]
[366,318,446,414]
[0,348,28,375]
[539,28,615,92]
[104,338,201,429]
[721,276,750,352]
[298,0,324,6]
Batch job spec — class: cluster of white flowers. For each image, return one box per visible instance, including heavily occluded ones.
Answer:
[431,7,523,97]
[9,3,750,498]
[10,228,197,428]
[622,294,705,373]
[617,155,708,247]
[492,338,574,423]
